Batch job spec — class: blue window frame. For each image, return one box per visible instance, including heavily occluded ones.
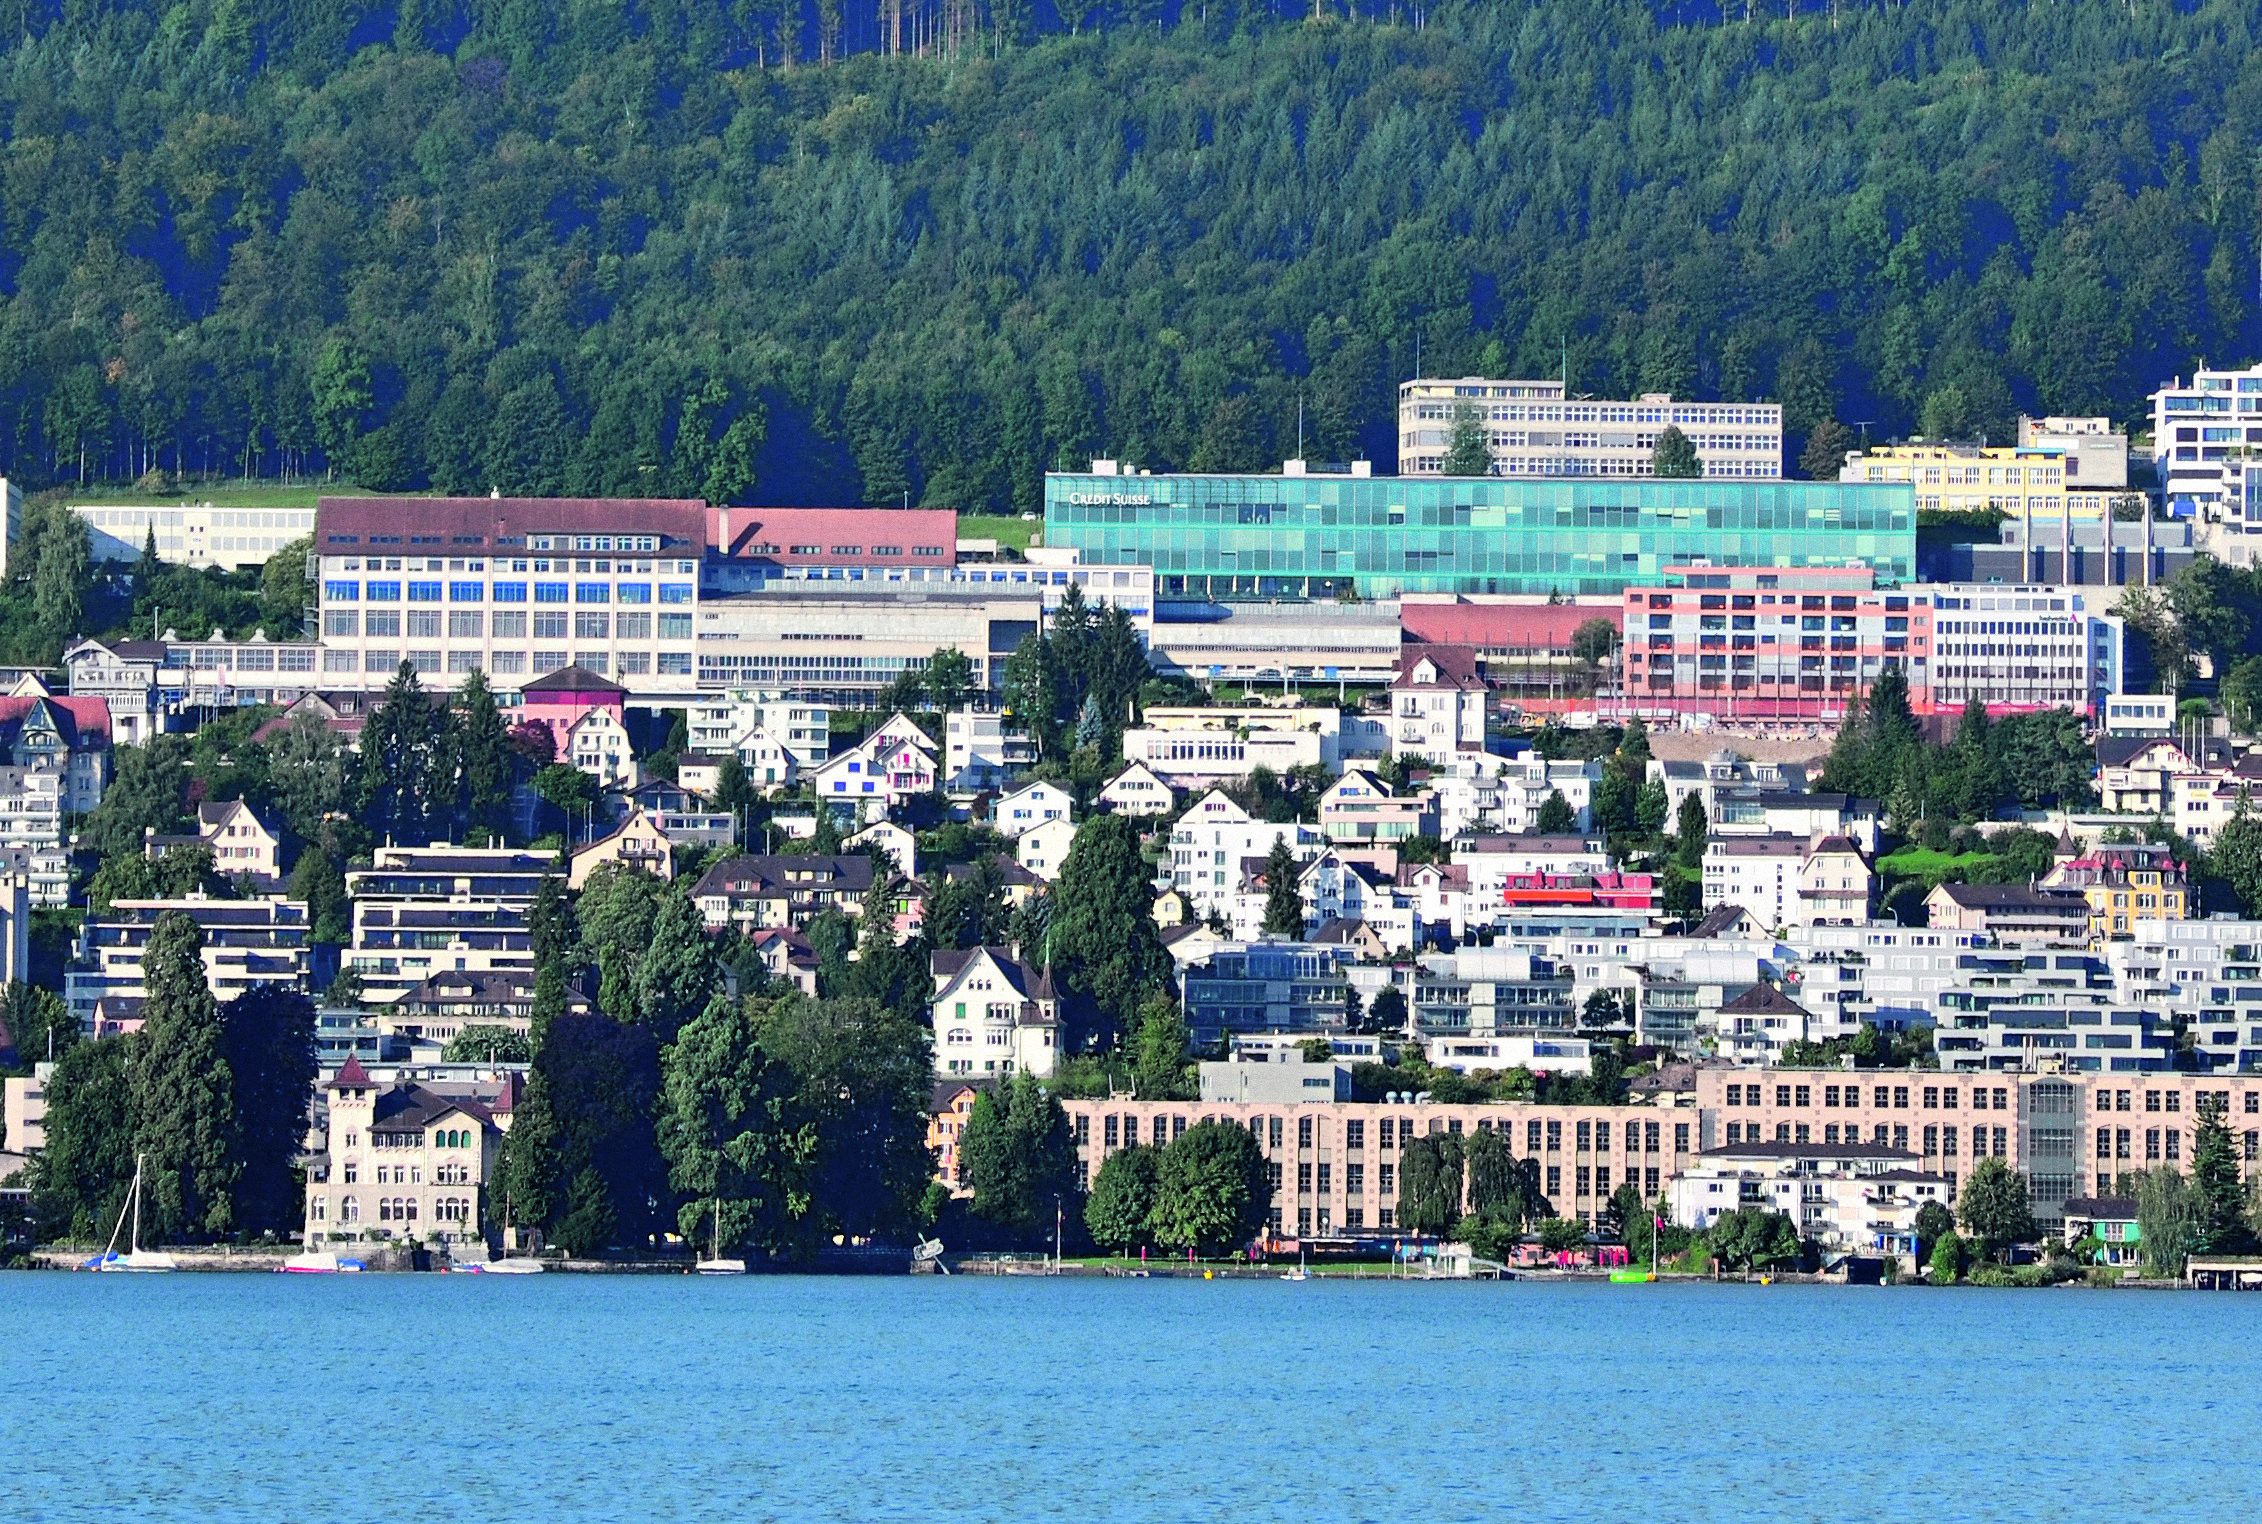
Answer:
[659,584,694,604]
[535,583,569,603]
[576,583,610,604]
[449,582,484,602]
[365,581,402,601]
[616,583,651,604]
[323,581,358,601]
[408,581,443,603]
[492,582,528,602]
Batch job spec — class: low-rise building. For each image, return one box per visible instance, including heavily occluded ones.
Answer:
[992,780,1073,839]
[930,945,1057,1078]
[1198,1058,1352,1105]
[1175,938,1354,1043]
[1097,761,1176,816]
[380,969,594,1053]
[942,708,1034,791]
[303,1057,507,1249]
[1925,884,2091,946]
[690,854,875,931]
[62,638,163,745]
[1668,1139,1948,1258]
[1015,817,1078,881]
[2061,1195,2143,1266]
[1390,645,1489,763]
[1121,705,1340,785]
[1318,768,1435,844]
[1161,788,1326,918]
[2041,842,2188,940]
[568,806,675,889]
[68,896,310,1025]
[808,720,938,814]
[147,799,285,890]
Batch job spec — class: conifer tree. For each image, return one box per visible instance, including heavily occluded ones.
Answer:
[132,913,240,1240]
[1650,424,1702,478]
[635,886,720,1041]
[456,669,516,845]
[1260,834,1304,935]
[357,662,442,845]
[1440,404,1492,476]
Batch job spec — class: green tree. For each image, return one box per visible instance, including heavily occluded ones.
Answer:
[443,1025,533,1063]
[131,913,239,1241]
[1535,790,1577,834]
[1928,1230,1966,1283]
[2188,1093,2257,1256]
[220,984,317,1236]
[1650,425,1702,478]
[1707,1205,1800,1271]
[958,1068,1079,1242]
[28,1031,140,1239]
[1440,403,1492,477]
[1397,1133,1465,1235]
[1259,833,1304,935]
[1047,814,1170,1047]
[579,863,664,1020]
[289,847,351,946]
[455,670,516,845]
[1536,1214,1590,1255]
[84,739,190,861]
[2208,802,2262,919]
[1131,994,1193,1101]
[1956,1157,2038,1262]
[658,994,805,1260]
[356,663,444,846]
[924,647,977,712]
[501,1012,668,1256]
[1150,1118,1269,1256]
[0,981,75,1074]
[635,885,720,1041]
[1084,1144,1161,1253]
[1799,418,1853,481]
[1369,985,1408,1034]
[2132,1166,2195,1278]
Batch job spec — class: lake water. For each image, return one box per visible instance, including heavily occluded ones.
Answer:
[6,1273,2258,1520]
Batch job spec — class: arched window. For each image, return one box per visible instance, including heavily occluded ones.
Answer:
[377,1199,391,1222]
[312,1197,326,1222]
[405,1199,418,1221]
[341,1196,358,1223]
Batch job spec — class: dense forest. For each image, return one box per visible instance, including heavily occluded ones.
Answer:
[0,0,2259,511]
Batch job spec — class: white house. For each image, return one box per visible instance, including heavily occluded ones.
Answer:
[565,709,639,791]
[1162,788,1326,917]
[992,779,1074,839]
[1098,761,1176,816]
[845,820,918,878]
[943,708,1036,791]
[929,945,1057,1078]
[809,727,939,814]
[1016,817,1079,881]
[1390,645,1488,763]
[148,798,285,890]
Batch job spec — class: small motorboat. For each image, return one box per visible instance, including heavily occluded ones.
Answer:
[695,1258,748,1276]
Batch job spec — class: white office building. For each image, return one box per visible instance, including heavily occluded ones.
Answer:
[1922,583,2125,716]
[1397,379,1781,478]
[2150,363,2262,521]
[75,503,316,570]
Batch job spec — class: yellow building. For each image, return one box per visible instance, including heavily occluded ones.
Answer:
[1839,441,2122,525]
[2041,844,2188,940]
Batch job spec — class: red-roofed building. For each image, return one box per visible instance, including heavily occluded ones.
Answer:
[312,496,707,696]
[1400,597,1621,718]
[1391,645,1489,764]
[705,507,959,592]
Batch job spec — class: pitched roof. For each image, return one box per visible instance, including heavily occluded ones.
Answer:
[690,854,876,898]
[2062,1196,2140,1219]
[522,664,628,696]
[1392,643,1486,691]
[1689,904,1758,938]
[1932,883,2086,911]
[1716,982,1810,1018]
[931,945,1056,1005]
[331,1056,371,1087]
[315,495,707,550]
[2096,735,2183,768]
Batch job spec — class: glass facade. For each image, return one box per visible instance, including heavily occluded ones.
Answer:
[1045,473,1915,599]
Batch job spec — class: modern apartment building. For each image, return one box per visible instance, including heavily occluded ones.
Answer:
[74,502,315,570]
[67,896,311,1025]
[312,496,707,697]
[343,846,563,1003]
[1923,582,2126,717]
[2150,364,2262,520]
[1395,379,1782,479]
[1044,465,1914,601]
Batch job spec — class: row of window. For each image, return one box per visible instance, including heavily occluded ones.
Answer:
[324,580,695,605]
[319,649,696,676]
[1724,1082,2016,1111]
[325,611,693,640]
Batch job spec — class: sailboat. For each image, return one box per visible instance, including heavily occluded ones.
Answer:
[1281,1247,1310,1281]
[88,1154,178,1273]
[696,1201,746,1276]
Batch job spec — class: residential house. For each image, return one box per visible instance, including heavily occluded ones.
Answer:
[686,694,833,774]
[1497,754,1602,832]
[520,665,630,771]
[674,752,725,799]
[690,854,876,931]
[992,779,1074,838]
[1668,1140,1948,1259]
[564,706,639,790]
[1702,835,1807,929]
[2061,1196,2143,1266]
[742,926,821,995]
[62,638,163,745]
[1318,768,1436,844]
[1175,939,1353,1044]
[568,806,675,889]
[1799,836,1875,926]
[303,1058,505,1250]
[1161,788,1326,918]
[845,820,918,877]
[1016,817,1079,881]
[930,945,1058,1078]
[1119,705,1340,785]
[809,722,938,814]
[147,799,285,889]
[943,708,1035,791]
[1709,982,1821,1063]
[2041,843,2189,940]
[2096,736,2220,816]
[1390,645,1489,763]
[1925,883,2091,945]
[381,969,594,1052]
[928,1079,998,1195]
[1097,761,1176,816]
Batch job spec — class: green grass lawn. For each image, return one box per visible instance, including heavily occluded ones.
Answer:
[1875,848,1994,878]
[43,480,395,510]
[958,513,1041,551]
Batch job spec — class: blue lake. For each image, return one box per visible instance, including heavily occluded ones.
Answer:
[6,1273,2257,1520]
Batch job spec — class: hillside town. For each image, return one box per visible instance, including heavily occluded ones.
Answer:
[7,371,2262,1286]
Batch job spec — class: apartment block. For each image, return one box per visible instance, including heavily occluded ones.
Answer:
[312,496,706,696]
[1923,582,2124,717]
[343,846,564,1003]
[1062,1096,1697,1238]
[2150,364,2262,520]
[1838,429,2129,526]
[68,896,310,1023]
[1396,379,1782,479]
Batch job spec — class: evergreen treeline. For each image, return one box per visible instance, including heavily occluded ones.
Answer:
[2,0,2258,507]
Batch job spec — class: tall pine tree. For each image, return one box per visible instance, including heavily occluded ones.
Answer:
[132,913,240,1241]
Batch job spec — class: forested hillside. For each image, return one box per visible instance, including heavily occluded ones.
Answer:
[2,0,2259,510]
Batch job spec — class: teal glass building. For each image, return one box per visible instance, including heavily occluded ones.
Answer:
[1043,472,1916,599]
